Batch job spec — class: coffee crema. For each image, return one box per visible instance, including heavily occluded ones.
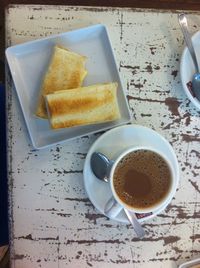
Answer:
[113,150,172,209]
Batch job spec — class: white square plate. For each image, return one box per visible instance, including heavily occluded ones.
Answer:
[6,24,131,149]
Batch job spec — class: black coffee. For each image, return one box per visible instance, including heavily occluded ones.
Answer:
[113,150,172,209]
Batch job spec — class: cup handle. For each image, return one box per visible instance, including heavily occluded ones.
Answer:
[104,196,123,218]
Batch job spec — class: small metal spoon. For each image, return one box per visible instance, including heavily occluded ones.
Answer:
[90,152,113,183]
[90,151,145,238]
[178,13,200,100]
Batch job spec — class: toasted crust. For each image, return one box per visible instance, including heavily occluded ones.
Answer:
[45,83,120,129]
[190,265,200,268]
[36,45,87,118]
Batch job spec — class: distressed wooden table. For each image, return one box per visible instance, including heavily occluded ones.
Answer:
[6,5,200,268]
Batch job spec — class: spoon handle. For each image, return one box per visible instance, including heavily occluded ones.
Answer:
[124,209,145,238]
[178,13,199,73]
[104,197,145,238]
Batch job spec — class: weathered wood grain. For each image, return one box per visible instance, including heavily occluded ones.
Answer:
[6,5,200,268]
[3,0,200,10]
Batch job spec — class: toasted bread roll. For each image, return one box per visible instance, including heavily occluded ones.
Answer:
[45,83,120,129]
[36,45,87,118]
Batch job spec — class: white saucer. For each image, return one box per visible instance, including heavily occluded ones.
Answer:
[83,124,179,223]
[180,31,200,110]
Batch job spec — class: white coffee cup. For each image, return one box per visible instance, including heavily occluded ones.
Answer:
[104,146,178,219]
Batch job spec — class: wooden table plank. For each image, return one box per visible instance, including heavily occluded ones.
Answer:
[3,0,200,10]
[6,4,200,268]
[1,0,200,81]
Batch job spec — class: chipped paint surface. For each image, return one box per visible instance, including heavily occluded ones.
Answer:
[6,5,200,268]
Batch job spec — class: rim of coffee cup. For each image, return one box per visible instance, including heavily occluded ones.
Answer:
[109,146,177,214]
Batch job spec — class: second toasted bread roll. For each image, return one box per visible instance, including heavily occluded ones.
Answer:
[36,45,87,118]
[45,83,120,129]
